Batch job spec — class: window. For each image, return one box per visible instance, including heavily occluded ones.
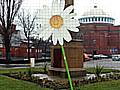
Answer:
[83,18,85,22]
[89,18,91,22]
[104,18,106,22]
[85,18,87,22]
[98,17,100,21]
[95,17,97,21]
[101,17,103,21]
[107,18,109,22]
[92,17,94,21]
[110,18,112,22]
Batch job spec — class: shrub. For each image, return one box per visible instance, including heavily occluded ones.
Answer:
[27,68,33,77]
[44,62,48,74]
[94,65,104,78]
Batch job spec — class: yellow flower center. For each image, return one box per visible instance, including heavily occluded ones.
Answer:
[50,15,63,29]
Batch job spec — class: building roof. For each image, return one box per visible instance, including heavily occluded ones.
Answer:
[79,5,115,25]
[82,6,108,17]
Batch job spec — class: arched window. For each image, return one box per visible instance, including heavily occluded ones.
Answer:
[82,18,84,22]
[88,18,91,22]
[98,17,100,21]
[110,18,112,22]
[92,17,94,21]
[85,18,87,22]
[104,18,106,22]
[83,18,85,22]
[95,17,97,21]
[105,17,107,22]
[101,17,103,21]
[107,18,109,22]
[81,19,83,22]
[80,19,82,22]
[111,19,114,23]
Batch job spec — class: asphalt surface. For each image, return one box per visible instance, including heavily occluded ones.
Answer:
[1,58,120,70]
[0,62,51,69]
[84,58,120,70]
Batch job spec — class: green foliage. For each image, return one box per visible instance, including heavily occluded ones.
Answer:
[27,68,32,77]
[0,67,46,75]
[78,81,80,90]
[94,65,104,78]
[86,68,120,74]
[0,76,49,90]
[80,80,120,90]
[3,67,120,90]
[44,62,48,74]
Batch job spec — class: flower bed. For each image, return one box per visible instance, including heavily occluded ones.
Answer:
[5,71,120,89]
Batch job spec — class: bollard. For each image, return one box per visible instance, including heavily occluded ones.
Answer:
[30,58,35,67]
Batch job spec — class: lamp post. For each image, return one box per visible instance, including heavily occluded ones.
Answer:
[93,39,96,50]
[92,39,96,59]
[44,39,51,62]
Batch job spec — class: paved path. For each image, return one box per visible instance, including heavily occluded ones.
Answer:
[0,62,51,69]
[84,59,120,70]
[1,58,120,70]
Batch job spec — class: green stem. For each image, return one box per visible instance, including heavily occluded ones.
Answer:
[61,45,74,90]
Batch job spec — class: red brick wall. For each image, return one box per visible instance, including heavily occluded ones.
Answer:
[80,23,120,54]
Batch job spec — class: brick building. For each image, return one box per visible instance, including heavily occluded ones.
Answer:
[79,5,120,55]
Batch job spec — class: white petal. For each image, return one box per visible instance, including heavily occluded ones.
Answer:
[58,31,64,45]
[63,13,77,19]
[61,27,72,42]
[39,5,51,19]
[60,0,65,12]
[58,37,63,45]
[52,31,58,45]
[39,18,49,26]
[38,26,52,41]
[67,27,79,32]
[65,19,80,28]
[37,24,49,34]
[61,5,73,17]
[43,29,52,41]
[51,0,60,15]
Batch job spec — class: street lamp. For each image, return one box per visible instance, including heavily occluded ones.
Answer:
[92,39,96,59]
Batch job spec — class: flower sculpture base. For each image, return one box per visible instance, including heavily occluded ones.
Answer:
[49,67,86,78]
[48,40,86,78]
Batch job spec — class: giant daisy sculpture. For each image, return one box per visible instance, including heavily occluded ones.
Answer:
[38,0,80,90]
[38,0,79,45]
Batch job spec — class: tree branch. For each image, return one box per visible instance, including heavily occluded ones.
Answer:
[17,9,37,40]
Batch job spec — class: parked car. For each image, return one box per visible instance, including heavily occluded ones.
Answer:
[83,53,92,61]
[112,54,120,61]
[93,54,108,60]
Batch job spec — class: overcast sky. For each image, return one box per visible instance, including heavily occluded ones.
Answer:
[21,0,120,25]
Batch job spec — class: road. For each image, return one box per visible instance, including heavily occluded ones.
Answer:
[0,62,51,69]
[84,59,120,70]
[1,58,120,70]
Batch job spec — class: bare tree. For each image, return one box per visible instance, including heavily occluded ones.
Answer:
[17,9,37,61]
[0,0,23,61]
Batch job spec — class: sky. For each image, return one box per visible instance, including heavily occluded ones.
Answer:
[21,0,120,25]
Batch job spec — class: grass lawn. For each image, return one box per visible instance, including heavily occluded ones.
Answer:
[1,75,120,90]
[0,67,45,74]
[0,67,119,75]
[80,80,120,90]
[86,68,120,74]
[0,75,49,90]
[1,67,120,90]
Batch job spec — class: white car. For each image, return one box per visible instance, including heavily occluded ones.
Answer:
[112,54,120,61]
[93,54,108,59]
